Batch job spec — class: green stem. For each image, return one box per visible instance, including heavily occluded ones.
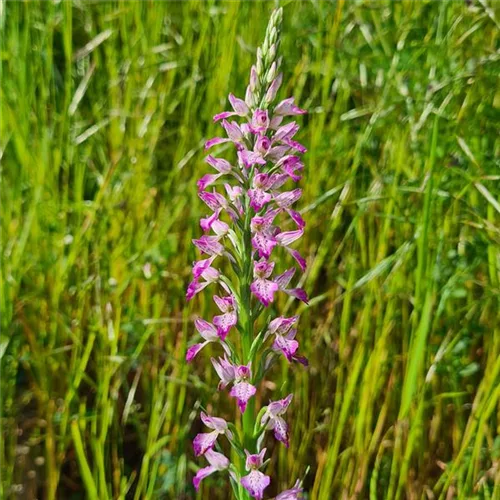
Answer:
[238,191,255,499]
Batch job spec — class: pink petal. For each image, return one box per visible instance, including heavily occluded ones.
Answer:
[274,122,299,142]
[198,190,227,211]
[245,448,266,469]
[285,139,307,153]
[275,189,302,208]
[213,111,236,122]
[276,229,304,247]
[275,480,304,500]
[186,279,209,301]
[192,256,216,279]
[274,268,296,290]
[273,335,299,362]
[186,342,208,362]
[197,173,221,192]
[193,465,216,490]
[238,150,266,168]
[205,155,232,174]
[200,211,220,232]
[272,416,289,447]
[205,448,230,469]
[267,317,298,337]
[194,318,218,341]
[265,73,283,103]
[200,412,229,433]
[205,137,230,149]
[193,431,218,456]
[287,209,305,229]
[287,248,307,272]
[286,287,309,304]
[229,93,249,115]
[254,259,275,279]
[193,236,224,256]
[221,119,243,142]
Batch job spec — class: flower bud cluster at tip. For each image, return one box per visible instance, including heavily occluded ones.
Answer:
[247,8,284,110]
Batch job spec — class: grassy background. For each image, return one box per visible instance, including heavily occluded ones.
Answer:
[1,0,499,499]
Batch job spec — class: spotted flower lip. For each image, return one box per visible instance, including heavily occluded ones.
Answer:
[229,362,257,413]
[241,449,271,499]
[251,259,279,307]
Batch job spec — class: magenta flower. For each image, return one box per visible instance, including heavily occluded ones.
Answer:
[255,135,272,156]
[186,318,221,362]
[238,149,267,169]
[272,330,299,363]
[213,294,237,340]
[266,316,299,338]
[192,235,225,257]
[186,263,220,301]
[241,449,271,499]
[250,109,270,134]
[251,259,279,307]
[211,355,236,390]
[229,363,257,413]
[277,155,304,182]
[261,394,293,447]
[198,190,229,213]
[248,173,274,211]
[193,449,230,490]
[251,210,279,259]
[193,412,232,457]
[213,93,250,122]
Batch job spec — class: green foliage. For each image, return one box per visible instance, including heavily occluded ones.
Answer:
[1,1,499,499]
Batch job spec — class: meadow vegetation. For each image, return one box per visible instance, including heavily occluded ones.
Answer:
[1,1,499,498]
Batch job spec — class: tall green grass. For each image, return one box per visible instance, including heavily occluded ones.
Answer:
[1,1,499,499]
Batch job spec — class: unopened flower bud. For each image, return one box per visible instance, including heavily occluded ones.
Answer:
[250,65,258,91]
[269,43,277,61]
[256,53,264,76]
[265,72,283,104]
[266,61,277,83]
[245,85,255,109]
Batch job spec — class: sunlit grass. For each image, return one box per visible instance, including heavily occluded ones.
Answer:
[1,1,499,499]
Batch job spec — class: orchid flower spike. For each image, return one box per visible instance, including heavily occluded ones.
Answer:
[187,7,310,497]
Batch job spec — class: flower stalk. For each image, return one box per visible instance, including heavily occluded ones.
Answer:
[187,8,307,499]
